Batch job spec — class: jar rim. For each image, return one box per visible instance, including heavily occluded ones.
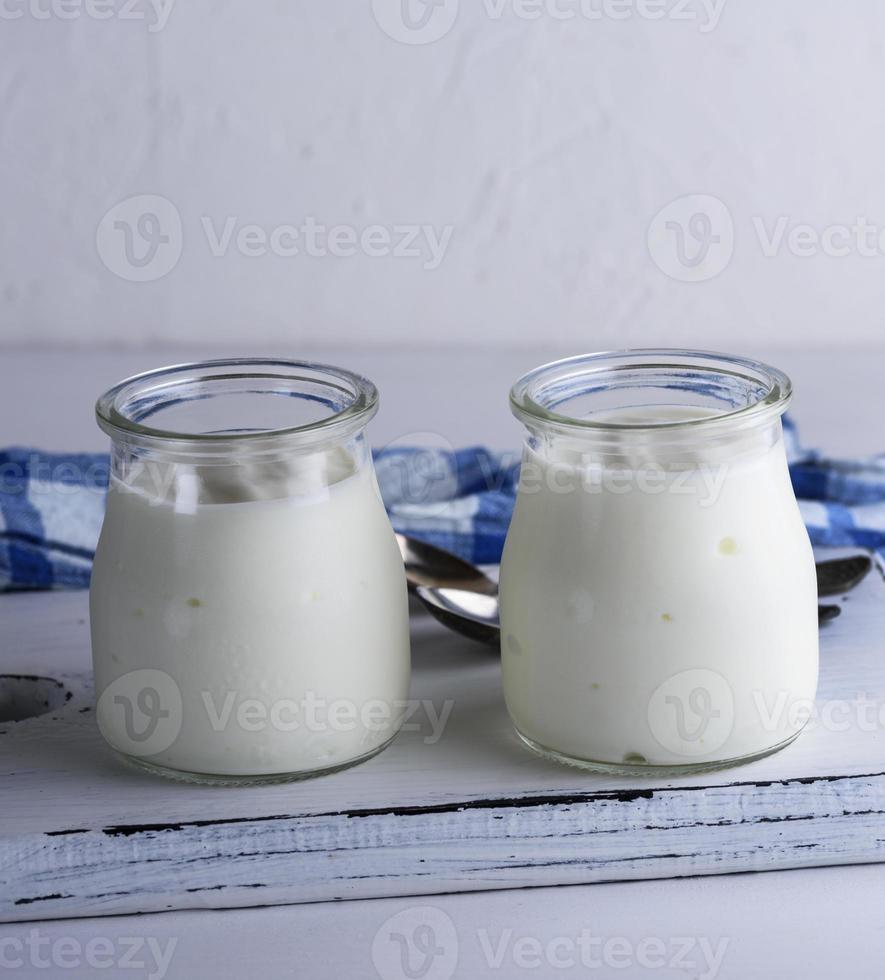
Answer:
[509,349,792,434]
[95,357,379,450]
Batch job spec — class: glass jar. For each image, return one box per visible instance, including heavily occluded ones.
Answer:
[90,359,410,784]
[499,350,819,775]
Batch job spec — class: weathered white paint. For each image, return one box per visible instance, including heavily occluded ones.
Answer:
[1,551,883,922]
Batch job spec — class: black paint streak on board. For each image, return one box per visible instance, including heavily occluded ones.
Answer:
[14,893,69,906]
[86,770,885,839]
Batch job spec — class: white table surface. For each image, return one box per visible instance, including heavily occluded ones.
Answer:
[2,344,885,980]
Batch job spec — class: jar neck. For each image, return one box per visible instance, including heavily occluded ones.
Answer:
[522,414,786,472]
[109,432,371,507]
[97,358,379,461]
[511,350,792,452]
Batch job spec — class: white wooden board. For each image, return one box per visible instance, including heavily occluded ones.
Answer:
[2,549,884,923]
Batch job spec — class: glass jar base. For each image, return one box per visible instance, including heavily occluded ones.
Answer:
[113,734,398,786]
[514,727,804,777]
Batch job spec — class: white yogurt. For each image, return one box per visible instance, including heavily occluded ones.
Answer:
[90,449,411,778]
[499,408,819,769]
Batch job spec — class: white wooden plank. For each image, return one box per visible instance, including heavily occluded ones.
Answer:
[1,550,884,922]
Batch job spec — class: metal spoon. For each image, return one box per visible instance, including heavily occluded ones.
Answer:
[398,535,868,646]
[395,533,497,594]
[816,554,872,596]
[414,585,500,645]
[396,534,500,645]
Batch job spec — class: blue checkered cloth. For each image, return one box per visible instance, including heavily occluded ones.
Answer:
[2,418,883,590]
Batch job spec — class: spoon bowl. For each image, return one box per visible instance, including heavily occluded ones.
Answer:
[415,586,500,646]
[395,533,497,594]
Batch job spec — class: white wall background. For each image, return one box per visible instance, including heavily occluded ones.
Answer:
[1,0,884,351]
